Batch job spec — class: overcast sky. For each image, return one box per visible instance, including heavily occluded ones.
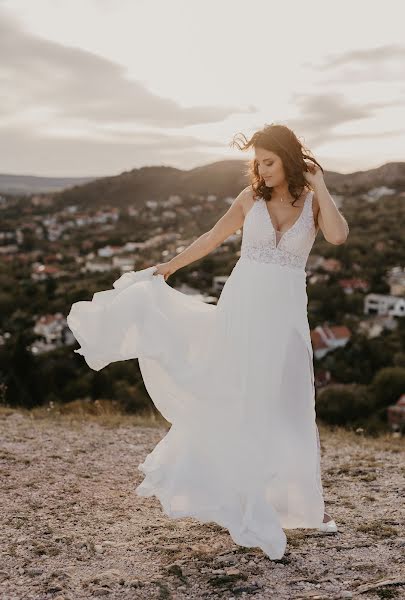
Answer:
[1,0,404,177]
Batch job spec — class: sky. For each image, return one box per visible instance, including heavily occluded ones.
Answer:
[1,0,404,177]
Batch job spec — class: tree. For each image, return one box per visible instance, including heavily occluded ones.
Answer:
[316,383,371,427]
[370,367,405,410]
[4,331,41,408]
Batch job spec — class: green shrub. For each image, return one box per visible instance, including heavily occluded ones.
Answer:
[316,383,371,426]
[370,367,405,410]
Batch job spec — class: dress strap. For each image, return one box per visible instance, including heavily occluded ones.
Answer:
[302,190,315,229]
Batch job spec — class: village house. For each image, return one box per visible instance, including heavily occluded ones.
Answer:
[364,186,396,202]
[32,312,73,353]
[338,278,369,294]
[31,264,64,281]
[364,293,405,317]
[358,315,398,338]
[320,258,342,273]
[310,324,352,360]
[82,259,114,273]
[387,266,405,296]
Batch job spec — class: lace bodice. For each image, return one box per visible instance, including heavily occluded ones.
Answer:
[240,190,317,271]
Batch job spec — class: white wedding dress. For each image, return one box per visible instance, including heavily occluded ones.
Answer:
[67,187,325,560]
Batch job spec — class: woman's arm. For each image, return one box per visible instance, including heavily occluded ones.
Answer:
[314,180,349,245]
[165,187,248,273]
[305,163,349,245]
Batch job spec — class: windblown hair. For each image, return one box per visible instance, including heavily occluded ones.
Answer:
[230,123,324,206]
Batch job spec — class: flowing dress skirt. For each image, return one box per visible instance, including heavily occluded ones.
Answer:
[67,256,325,559]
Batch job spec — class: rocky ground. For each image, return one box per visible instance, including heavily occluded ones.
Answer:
[0,407,404,600]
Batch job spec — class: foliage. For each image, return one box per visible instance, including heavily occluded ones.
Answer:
[316,383,371,427]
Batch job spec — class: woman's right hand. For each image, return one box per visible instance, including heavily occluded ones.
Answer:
[152,261,177,281]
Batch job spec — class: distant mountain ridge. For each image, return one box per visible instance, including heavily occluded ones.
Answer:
[1,160,405,198]
[325,162,405,190]
[0,173,99,195]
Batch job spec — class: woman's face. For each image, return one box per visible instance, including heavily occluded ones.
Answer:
[254,147,286,186]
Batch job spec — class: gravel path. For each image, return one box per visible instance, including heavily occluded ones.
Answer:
[1,410,404,600]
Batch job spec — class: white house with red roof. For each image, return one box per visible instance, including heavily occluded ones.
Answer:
[310,324,352,360]
[338,278,369,294]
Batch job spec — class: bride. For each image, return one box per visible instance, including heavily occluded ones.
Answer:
[67,122,349,560]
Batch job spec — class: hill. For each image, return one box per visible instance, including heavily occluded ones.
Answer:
[0,173,100,195]
[4,160,405,201]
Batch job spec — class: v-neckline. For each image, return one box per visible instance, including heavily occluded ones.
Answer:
[262,190,310,241]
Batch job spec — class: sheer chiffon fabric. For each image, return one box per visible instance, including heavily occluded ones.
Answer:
[66,188,324,560]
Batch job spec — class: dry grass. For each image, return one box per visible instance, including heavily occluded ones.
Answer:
[0,401,170,429]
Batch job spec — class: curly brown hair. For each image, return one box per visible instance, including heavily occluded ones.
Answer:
[230,122,324,207]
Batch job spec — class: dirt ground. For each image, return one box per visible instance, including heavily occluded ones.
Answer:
[0,408,404,600]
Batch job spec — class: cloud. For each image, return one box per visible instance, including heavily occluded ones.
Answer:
[0,8,255,174]
[0,124,226,176]
[320,44,405,70]
[295,93,371,129]
[305,44,405,84]
[284,91,405,148]
[283,92,370,146]
[0,9,254,130]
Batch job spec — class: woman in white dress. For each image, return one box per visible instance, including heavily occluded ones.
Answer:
[67,123,349,560]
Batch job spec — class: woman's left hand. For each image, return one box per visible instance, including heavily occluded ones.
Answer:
[304,161,324,187]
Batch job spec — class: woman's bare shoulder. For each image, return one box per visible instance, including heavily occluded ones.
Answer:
[239,185,257,217]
